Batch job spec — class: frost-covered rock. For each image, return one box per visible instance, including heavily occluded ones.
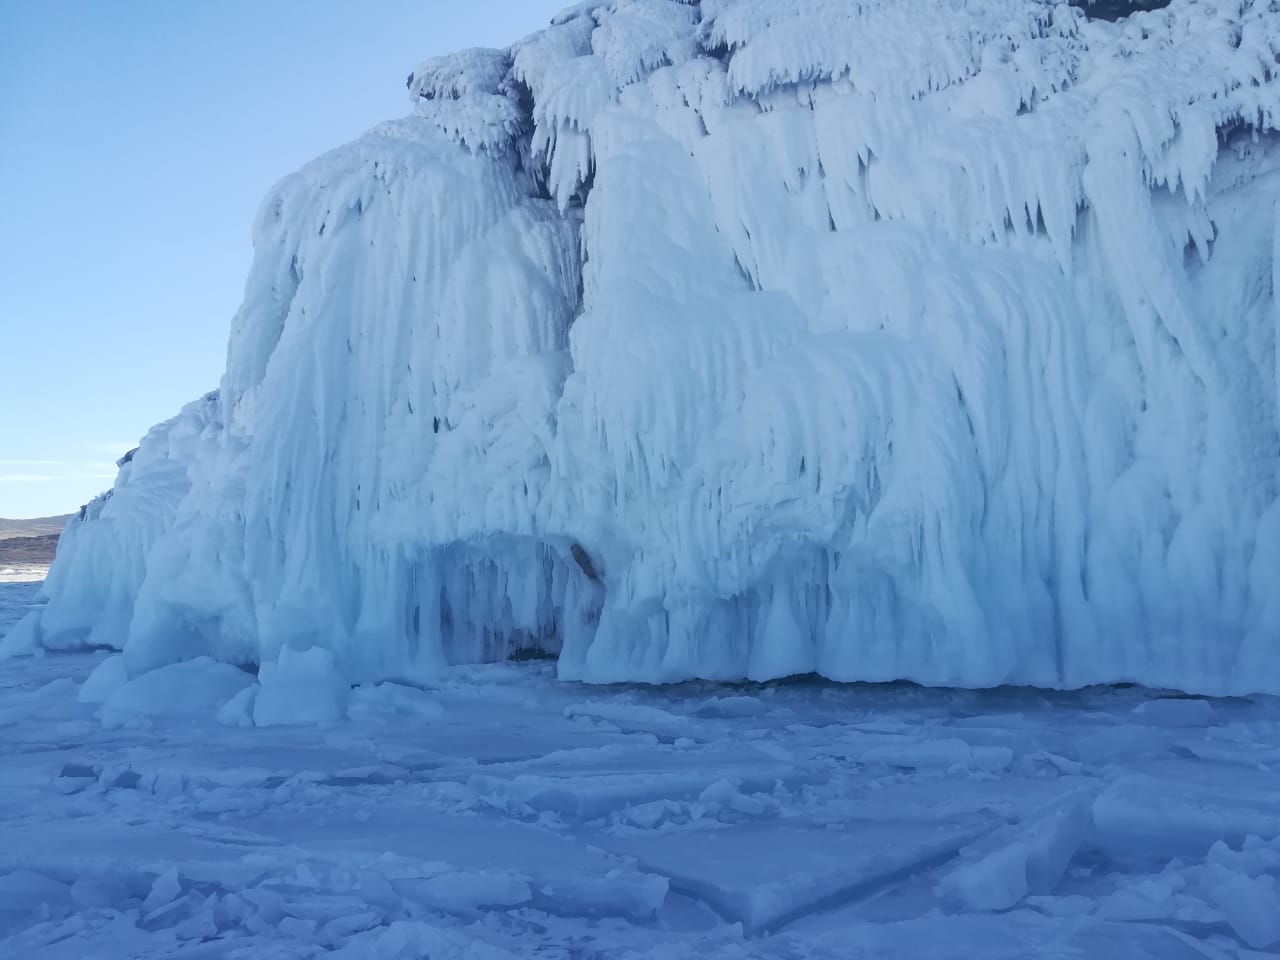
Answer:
[18,0,1280,705]
[215,683,258,727]
[347,682,445,722]
[253,646,349,727]
[1131,698,1217,727]
[0,870,72,925]
[938,791,1094,911]
[78,655,129,704]
[1200,862,1280,949]
[99,657,254,724]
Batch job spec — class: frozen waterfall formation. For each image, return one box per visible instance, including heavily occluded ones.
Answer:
[10,0,1280,695]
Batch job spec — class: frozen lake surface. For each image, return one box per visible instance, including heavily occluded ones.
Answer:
[0,564,49,584]
[1,580,1278,958]
[0,577,44,634]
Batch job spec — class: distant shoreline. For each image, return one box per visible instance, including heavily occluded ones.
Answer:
[0,533,59,569]
[0,515,69,540]
[0,515,68,574]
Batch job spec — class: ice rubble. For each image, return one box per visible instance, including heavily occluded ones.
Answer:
[13,0,1280,696]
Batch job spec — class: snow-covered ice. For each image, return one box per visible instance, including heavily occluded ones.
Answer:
[3,579,1280,958]
[11,0,1280,696]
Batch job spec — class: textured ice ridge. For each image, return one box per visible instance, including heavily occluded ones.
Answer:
[11,0,1280,696]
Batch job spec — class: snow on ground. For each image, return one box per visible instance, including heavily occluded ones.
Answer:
[2,582,1278,958]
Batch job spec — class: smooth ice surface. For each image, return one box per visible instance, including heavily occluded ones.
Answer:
[3,577,1280,956]
[13,0,1280,696]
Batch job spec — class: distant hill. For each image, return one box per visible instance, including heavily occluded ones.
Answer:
[0,516,70,540]
[0,534,60,566]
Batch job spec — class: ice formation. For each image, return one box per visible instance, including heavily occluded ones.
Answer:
[12,0,1280,695]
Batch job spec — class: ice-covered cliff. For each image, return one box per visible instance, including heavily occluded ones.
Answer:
[10,0,1280,696]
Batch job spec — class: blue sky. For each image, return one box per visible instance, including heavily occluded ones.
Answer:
[0,1,564,519]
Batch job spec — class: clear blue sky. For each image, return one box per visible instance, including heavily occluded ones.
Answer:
[0,0,564,519]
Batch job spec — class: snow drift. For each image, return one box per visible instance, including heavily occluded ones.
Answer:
[11,0,1280,696]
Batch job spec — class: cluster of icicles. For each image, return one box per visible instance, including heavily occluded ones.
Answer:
[10,0,1280,698]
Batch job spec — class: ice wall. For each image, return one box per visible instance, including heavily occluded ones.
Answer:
[12,0,1280,695]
